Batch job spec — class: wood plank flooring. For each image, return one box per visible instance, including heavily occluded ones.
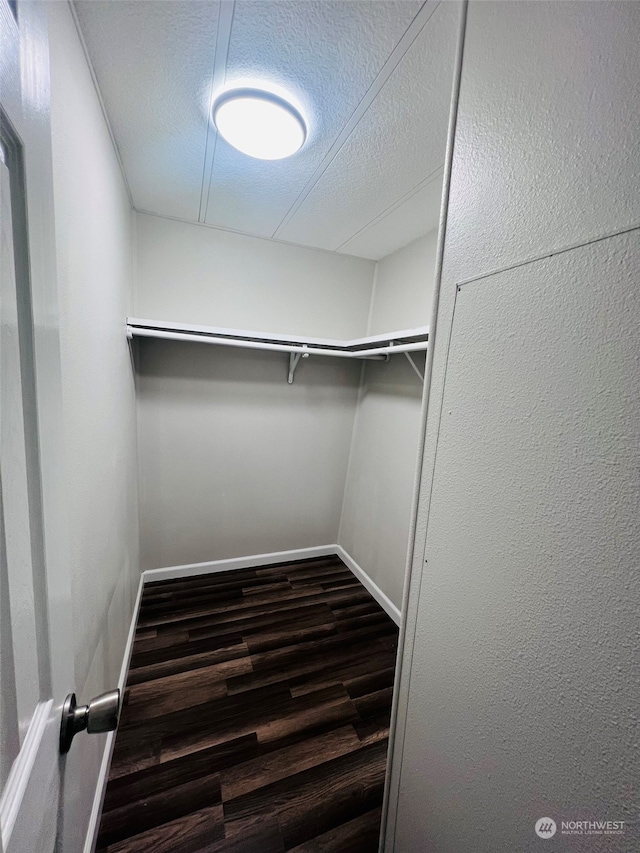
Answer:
[96,555,399,853]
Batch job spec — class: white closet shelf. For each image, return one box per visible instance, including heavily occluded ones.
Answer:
[126,318,428,383]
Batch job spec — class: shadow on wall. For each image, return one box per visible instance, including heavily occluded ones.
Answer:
[134,337,363,388]
[135,338,362,571]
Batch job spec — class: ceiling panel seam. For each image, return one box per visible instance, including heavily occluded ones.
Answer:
[133,207,376,261]
[198,0,235,223]
[271,0,441,240]
[336,164,444,252]
[68,0,133,207]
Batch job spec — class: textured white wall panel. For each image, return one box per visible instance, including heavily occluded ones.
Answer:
[73,0,220,221]
[279,1,458,251]
[395,228,640,851]
[389,2,640,849]
[134,212,375,339]
[443,0,640,285]
[204,0,421,237]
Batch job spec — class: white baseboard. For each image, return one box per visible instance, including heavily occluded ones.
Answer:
[335,546,401,626]
[141,543,401,626]
[141,544,339,583]
[83,573,145,853]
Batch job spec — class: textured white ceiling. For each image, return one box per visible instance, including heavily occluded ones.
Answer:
[73,0,457,259]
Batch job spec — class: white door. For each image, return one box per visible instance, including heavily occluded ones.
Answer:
[0,1,77,850]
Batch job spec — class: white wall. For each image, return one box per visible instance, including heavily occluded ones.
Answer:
[389,2,640,850]
[339,233,436,608]
[137,339,360,570]
[368,230,438,335]
[338,356,425,609]
[134,214,370,570]
[135,217,437,595]
[48,4,138,850]
[134,212,375,339]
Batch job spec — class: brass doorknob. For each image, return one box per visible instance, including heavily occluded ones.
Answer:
[59,688,121,754]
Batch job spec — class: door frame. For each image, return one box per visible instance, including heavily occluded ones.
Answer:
[0,0,75,848]
[379,2,468,849]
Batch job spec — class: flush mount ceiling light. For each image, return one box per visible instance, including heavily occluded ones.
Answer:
[212,88,307,160]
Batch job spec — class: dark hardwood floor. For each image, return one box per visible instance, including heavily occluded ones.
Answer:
[96,555,399,853]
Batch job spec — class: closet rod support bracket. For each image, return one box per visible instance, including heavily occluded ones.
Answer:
[404,351,424,382]
[287,347,309,384]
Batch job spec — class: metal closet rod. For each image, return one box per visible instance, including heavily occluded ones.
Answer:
[127,326,428,358]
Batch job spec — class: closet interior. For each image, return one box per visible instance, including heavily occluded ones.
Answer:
[89,0,464,622]
[62,0,460,848]
[132,210,439,619]
[4,0,637,850]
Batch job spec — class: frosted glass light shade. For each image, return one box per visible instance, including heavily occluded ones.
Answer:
[213,88,307,160]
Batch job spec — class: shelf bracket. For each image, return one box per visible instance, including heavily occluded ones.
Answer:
[287,347,309,384]
[404,351,424,382]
